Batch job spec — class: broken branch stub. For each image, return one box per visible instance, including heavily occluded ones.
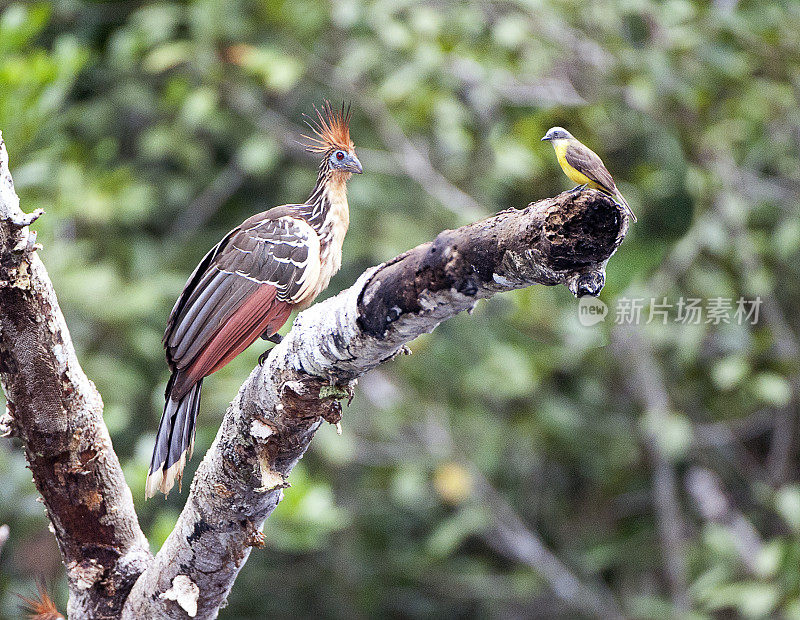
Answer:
[358,189,626,343]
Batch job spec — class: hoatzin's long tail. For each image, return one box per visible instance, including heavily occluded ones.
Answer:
[146,372,202,499]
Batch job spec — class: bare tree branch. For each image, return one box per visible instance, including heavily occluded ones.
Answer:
[612,328,691,613]
[169,160,246,236]
[0,131,629,618]
[355,375,624,618]
[124,191,628,618]
[0,132,152,617]
[685,467,763,574]
[708,154,800,485]
[223,85,408,177]
[476,474,625,619]
[448,57,586,108]
[352,95,488,221]
[282,45,490,221]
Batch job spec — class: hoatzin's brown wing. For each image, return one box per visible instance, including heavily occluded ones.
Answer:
[565,142,637,222]
[146,207,321,497]
[166,207,319,389]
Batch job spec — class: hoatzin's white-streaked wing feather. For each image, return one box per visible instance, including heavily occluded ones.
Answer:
[147,209,321,498]
[166,209,318,388]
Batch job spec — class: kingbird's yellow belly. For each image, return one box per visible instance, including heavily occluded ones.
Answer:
[554,143,595,186]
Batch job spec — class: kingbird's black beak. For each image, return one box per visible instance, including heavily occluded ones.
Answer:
[541,136,550,141]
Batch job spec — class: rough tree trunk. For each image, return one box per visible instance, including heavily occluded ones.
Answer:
[0,132,628,618]
[0,134,150,617]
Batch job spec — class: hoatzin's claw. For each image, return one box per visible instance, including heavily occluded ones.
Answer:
[258,332,283,365]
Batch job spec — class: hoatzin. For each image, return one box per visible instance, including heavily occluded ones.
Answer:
[146,103,362,498]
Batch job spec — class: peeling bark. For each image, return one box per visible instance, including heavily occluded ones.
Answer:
[0,131,628,618]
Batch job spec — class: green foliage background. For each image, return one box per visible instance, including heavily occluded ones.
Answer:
[1,0,799,617]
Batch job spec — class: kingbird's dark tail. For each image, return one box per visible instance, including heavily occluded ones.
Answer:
[146,373,202,499]
[613,188,637,223]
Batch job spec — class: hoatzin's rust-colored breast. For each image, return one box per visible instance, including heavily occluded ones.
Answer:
[147,102,362,498]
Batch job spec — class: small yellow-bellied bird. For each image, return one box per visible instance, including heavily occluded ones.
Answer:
[541,127,636,222]
[146,102,362,498]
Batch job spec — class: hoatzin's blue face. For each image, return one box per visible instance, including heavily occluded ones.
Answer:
[329,149,363,174]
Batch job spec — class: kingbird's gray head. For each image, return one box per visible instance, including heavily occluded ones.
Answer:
[541,127,573,141]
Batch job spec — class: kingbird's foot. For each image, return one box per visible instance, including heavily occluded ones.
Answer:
[258,350,271,366]
[261,332,283,344]
[570,184,588,195]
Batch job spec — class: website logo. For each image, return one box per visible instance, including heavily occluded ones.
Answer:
[578,297,608,326]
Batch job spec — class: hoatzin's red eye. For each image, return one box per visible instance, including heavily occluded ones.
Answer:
[336,151,345,160]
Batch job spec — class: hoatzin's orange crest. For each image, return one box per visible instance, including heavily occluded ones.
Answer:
[301,101,354,153]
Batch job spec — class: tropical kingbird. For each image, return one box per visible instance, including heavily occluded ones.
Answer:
[542,127,637,222]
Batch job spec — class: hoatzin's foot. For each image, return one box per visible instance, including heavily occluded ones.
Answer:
[258,332,283,366]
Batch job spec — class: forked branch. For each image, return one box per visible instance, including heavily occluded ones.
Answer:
[124,187,628,617]
[0,132,628,618]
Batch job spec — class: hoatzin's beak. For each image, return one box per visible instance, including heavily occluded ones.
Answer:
[345,153,363,174]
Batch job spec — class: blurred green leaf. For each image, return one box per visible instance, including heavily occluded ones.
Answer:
[426,507,488,558]
[776,486,800,532]
[642,410,693,461]
[752,373,791,407]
